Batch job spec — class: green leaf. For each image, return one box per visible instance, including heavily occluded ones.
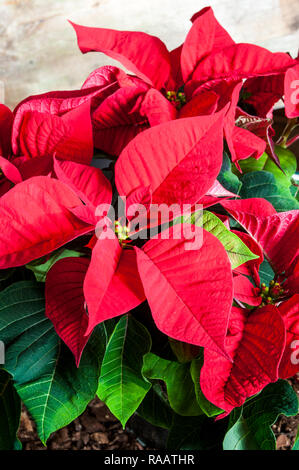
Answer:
[137,384,173,429]
[182,210,259,269]
[26,248,82,282]
[259,259,275,285]
[223,380,299,450]
[237,147,296,189]
[97,315,152,428]
[240,171,299,212]
[293,426,299,450]
[263,146,297,187]
[0,281,103,444]
[237,153,268,174]
[167,413,228,450]
[190,358,223,417]
[218,152,242,194]
[0,369,21,450]
[142,352,202,416]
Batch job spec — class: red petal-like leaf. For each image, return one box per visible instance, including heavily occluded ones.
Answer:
[12,86,109,155]
[84,235,145,335]
[285,258,299,295]
[70,21,172,90]
[92,85,149,155]
[46,257,90,366]
[200,305,285,413]
[243,74,284,118]
[115,112,225,210]
[135,226,233,356]
[278,295,299,379]
[181,7,234,82]
[170,45,183,89]
[192,44,296,83]
[19,100,93,164]
[233,275,261,306]
[0,104,13,158]
[54,158,112,210]
[222,199,299,274]
[140,88,177,126]
[179,90,219,118]
[81,65,129,89]
[231,126,266,162]
[0,176,93,268]
[0,156,22,185]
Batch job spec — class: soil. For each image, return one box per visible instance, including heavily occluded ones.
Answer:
[18,398,147,451]
[18,379,299,451]
[273,377,299,450]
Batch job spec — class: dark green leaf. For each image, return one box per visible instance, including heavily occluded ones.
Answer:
[218,152,242,194]
[240,171,299,212]
[0,369,21,450]
[0,281,103,444]
[142,353,202,416]
[137,385,173,429]
[167,413,228,450]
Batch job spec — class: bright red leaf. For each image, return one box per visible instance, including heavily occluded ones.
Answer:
[115,112,226,211]
[135,226,233,357]
[45,257,91,366]
[200,305,286,414]
[19,100,93,164]
[70,21,172,90]
[0,176,93,268]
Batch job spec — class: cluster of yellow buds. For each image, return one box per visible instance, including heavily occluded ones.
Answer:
[166,90,187,109]
[259,280,284,306]
[114,221,130,246]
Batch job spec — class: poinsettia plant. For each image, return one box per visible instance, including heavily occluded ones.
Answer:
[0,6,298,451]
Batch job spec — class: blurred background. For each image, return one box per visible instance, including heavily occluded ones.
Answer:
[0,0,298,110]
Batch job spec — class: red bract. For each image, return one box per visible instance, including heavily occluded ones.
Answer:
[45,257,91,366]
[0,176,94,268]
[0,111,237,363]
[192,44,295,84]
[135,226,233,355]
[12,66,150,157]
[0,99,95,198]
[221,199,299,275]
[215,198,299,384]
[19,100,93,164]
[115,112,226,211]
[200,305,286,414]
[0,104,13,159]
[70,7,281,162]
[242,74,285,118]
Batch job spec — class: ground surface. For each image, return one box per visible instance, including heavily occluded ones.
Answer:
[18,398,147,450]
[18,381,299,451]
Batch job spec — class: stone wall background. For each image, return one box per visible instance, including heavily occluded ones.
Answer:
[0,0,298,110]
